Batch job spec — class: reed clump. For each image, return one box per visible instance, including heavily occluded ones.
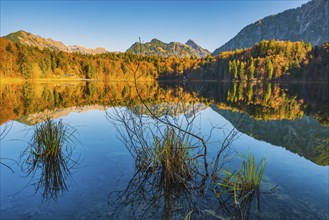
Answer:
[21,119,77,200]
[217,154,266,206]
[135,127,194,190]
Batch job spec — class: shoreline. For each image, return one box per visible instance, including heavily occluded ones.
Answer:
[0,77,155,84]
[1,77,328,84]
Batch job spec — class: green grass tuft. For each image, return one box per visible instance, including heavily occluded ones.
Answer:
[21,119,77,200]
[217,153,266,205]
[135,126,194,190]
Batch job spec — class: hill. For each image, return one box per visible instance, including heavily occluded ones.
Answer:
[185,40,328,82]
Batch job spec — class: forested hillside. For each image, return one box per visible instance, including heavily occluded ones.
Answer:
[0,38,203,80]
[1,37,328,82]
[187,40,329,82]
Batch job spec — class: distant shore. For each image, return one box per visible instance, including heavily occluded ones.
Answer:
[0,77,156,84]
[1,77,329,84]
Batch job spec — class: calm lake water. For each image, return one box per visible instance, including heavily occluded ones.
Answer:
[0,81,328,219]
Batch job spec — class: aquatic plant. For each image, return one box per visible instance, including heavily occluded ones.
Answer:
[0,121,12,140]
[138,127,194,190]
[0,121,17,173]
[21,119,78,200]
[216,153,266,218]
[107,105,213,219]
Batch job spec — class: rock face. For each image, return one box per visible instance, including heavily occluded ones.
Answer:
[212,0,329,55]
[126,38,210,58]
[185,39,211,57]
[4,30,108,54]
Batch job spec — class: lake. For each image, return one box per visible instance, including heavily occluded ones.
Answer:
[0,81,328,219]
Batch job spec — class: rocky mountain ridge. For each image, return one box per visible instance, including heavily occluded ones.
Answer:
[126,38,210,58]
[213,0,329,55]
[4,30,108,54]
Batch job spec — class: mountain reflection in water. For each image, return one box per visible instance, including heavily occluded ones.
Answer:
[1,81,328,165]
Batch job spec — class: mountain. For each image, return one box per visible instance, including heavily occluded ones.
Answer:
[3,30,108,54]
[131,102,207,118]
[17,105,108,125]
[212,0,329,55]
[126,38,210,58]
[211,105,329,166]
[185,40,211,57]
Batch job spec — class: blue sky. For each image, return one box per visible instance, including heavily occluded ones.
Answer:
[1,0,308,52]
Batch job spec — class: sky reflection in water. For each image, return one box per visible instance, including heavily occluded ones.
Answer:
[0,82,328,219]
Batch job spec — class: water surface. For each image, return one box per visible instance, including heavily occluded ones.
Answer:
[0,81,328,219]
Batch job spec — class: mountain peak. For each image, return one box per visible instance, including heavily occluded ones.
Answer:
[185,39,210,55]
[185,39,197,46]
[3,30,108,55]
[5,30,30,41]
[150,38,163,43]
[15,30,27,34]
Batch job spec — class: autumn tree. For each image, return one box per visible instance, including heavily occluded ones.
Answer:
[239,61,246,80]
[82,60,96,79]
[17,52,32,79]
[266,57,274,80]
[247,58,255,80]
